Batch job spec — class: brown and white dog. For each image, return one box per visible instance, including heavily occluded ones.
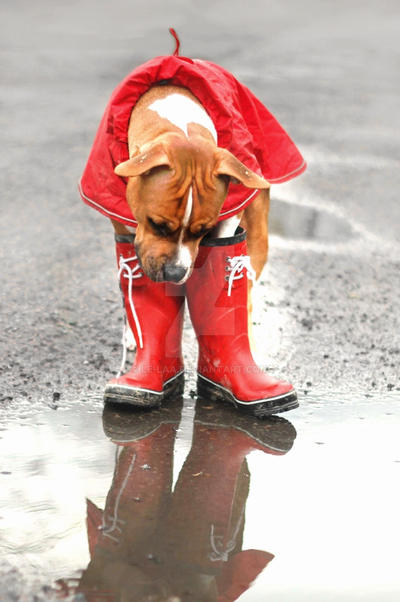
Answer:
[81,48,304,415]
[110,84,271,283]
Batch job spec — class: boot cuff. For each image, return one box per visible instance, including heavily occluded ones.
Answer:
[200,226,246,247]
[114,233,135,243]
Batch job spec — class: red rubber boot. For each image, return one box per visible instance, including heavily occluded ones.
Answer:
[104,234,185,407]
[186,228,298,416]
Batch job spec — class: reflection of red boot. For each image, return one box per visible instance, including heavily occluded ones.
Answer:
[194,396,297,454]
[186,228,298,416]
[79,399,184,600]
[162,400,295,599]
[104,234,185,407]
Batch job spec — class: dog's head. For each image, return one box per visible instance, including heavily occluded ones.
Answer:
[115,128,269,283]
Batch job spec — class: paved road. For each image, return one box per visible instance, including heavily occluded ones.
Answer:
[1,1,400,599]
[1,0,399,405]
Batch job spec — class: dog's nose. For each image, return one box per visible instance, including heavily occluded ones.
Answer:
[163,264,188,283]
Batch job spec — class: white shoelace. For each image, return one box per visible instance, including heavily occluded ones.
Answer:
[117,255,143,376]
[226,254,256,296]
[209,508,245,562]
[101,448,137,542]
[116,253,253,375]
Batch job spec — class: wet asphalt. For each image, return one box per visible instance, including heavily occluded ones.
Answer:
[0,0,399,600]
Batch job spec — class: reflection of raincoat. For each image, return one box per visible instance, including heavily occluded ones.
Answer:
[79,54,306,227]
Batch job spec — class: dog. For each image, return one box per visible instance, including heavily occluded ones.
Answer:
[110,83,271,283]
[79,35,306,415]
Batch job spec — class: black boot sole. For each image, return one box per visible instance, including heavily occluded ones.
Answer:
[197,374,299,417]
[103,371,184,408]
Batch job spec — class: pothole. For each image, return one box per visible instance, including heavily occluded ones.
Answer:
[269,198,355,242]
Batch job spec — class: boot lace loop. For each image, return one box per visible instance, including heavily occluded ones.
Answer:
[117,255,143,376]
[226,254,256,296]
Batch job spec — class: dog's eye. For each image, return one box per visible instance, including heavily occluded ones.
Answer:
[147,217,173,236]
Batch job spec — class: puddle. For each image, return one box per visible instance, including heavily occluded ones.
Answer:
[269,198,355,242]
[0,394,399,600]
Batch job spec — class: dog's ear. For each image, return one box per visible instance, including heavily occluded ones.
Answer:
[114,144,171,177]
[215,148,270,189]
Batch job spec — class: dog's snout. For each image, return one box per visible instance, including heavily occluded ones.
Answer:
[163,264,188,283]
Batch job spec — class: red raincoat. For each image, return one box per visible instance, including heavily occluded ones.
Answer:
[79,55,306,227]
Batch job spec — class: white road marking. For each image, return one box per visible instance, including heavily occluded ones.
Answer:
[182,186,193,227]
[175,186,193,274]
[149,94,217,141]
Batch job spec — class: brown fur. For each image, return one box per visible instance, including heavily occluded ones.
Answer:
[110,85,270,282]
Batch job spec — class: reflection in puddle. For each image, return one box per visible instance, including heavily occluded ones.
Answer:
[57,398,296,600]
[269,198,355,242]
[1,394,400,600]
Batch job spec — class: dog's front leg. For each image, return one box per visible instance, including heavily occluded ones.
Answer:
[110,219,136,237]
[106,220,185,407]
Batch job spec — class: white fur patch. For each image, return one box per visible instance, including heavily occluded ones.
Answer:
[176,187,193,264]
[212,215,241,238]
[173,187,194,282]
[182,187,193,227]
[175,243,192,271]
[149,94,217,142]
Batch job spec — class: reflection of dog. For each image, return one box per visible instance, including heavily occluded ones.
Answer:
[54,398,296,600]
[79,35,306,415]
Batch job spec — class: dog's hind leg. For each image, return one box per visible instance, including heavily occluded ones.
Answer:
[240,188,270,280]
[186,225,297,416]
[240,189,270,351]
[105,220,185,407]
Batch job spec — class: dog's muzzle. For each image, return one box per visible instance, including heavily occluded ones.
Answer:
[162,263,188,283]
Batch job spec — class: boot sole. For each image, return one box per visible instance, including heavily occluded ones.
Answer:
[197,374,299,417]
[103,371,184,408]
